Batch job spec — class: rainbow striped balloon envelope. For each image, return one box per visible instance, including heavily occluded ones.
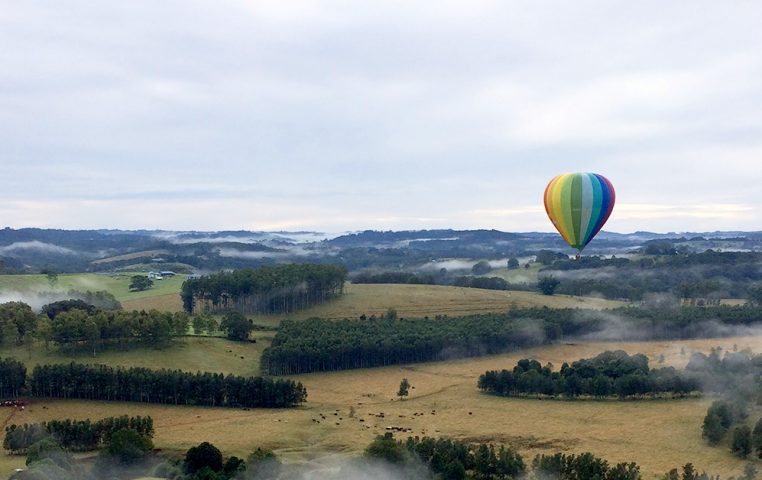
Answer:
[543,173,616,252]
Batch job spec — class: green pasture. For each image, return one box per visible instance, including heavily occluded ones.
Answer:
[0,273,186,302]
[0,333,272,377]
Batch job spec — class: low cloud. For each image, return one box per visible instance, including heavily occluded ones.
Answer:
[216,245,318,259]
[156,232,341,245]
[503,271,536,285]
[0,241,78,256]
[569,306,762,344]
[418,259,479,272]
[0,290,83,312]
[542,266,661,282]
[216,248,290,260]
[158,234,270,245]
[542,267,620,281]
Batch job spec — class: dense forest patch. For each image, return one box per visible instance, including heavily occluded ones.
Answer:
[261,305,762,374]
[478,350,699,399]
[180,264,346,314]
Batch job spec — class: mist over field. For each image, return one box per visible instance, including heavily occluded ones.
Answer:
[239,457,429,480]
[0,242,79,256]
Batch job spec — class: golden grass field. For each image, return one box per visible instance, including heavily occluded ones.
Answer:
[0,271,743,320]
[120,282,625,323]
[122,293,185,312]
[3,336,762,479]
[256,283,624,325]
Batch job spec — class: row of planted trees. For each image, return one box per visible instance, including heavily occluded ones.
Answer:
[260,313,571,375]
[0,357,26,398]
[29,363,306,408]
[0,358,307,408]
[180,264,346,314]
[261,305,762,375]
[366,433,525,479]
[4,415,154,454]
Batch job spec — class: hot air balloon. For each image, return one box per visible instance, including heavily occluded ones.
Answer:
[544,173,615,253]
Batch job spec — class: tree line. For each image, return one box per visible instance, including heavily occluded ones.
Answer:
[477,351,700,399]
[0,357,26,397]
[15,435,278,480]
[365,433,743,480]
[0,359,306,408]
[352,271,438,285]
[4,415,153,454]
[1,299,266,355]
[351,270,535,293]
[366,433,526,479]
[29,363,307,408]
[352,250,762,302]
[261,305,762,375]
[260,312,569,375]
[542,250,762,302]
[531,452,641,480]
[180,264,347,314]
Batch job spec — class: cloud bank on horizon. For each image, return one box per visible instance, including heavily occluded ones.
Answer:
[2,1,760,233]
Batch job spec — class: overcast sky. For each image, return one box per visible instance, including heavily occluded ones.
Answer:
[2,1,761,233]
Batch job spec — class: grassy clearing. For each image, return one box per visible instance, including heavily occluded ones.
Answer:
[0,274,622,320]
[122,293,184,312]
[90,250,169,265]
[0,334,272,377]
[3,337,761,479]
